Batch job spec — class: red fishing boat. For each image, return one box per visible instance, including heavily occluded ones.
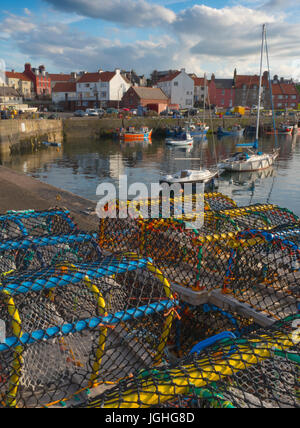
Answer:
[119,126,152,142]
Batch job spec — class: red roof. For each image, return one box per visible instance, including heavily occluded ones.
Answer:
[99,71,116,82]
[77,72,102,83]
[272,83,298,96]
[6,71,31,82]
[157,71,181,83]
[53,82,76,93]
[77,71,116,83]
[193,77,205,87]
[48,74,73,82]
[235,74,269,89]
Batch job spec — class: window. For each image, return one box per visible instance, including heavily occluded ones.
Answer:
[174,82,178,86]
[186,99,193,105]
[277,103,282,107]
[100,83,106,87]
[278,95,283,99]
[292,95,296,99]
[85,84,90,88]
[101,92,107,98]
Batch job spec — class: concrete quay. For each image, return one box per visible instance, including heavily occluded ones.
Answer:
[0,165,98,231]
[0,118,63,155]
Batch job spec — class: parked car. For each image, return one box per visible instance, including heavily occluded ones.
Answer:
[74,110,88,117]
[47,114,59,120]
[171,110,182,118]
[160,110,169,116]
[106,108,119,114]
[185,108,199,117]
[86,109,98,117]
[95,108,105,117]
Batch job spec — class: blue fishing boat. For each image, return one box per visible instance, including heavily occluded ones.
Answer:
[217,125,244,137]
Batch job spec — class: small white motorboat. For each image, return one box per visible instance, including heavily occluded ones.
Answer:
[165,131,193,146]
[218,149,279,172]
[160,168,218,184]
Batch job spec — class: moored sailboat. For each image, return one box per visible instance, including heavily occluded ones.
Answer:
[219,24,279,172]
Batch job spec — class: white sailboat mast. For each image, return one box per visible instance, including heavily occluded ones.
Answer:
[256,24,266,143]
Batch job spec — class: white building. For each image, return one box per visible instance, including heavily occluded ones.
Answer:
[157,69,194,109]
[52,82,77,104]
[192,77,207,106]
[0,86,23,107]
[76,69,131,108]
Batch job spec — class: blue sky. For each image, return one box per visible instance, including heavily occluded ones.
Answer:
[0,0,300,79]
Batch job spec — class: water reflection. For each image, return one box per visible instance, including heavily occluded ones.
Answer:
[1,133,300,215]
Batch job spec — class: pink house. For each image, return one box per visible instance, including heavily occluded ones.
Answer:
[23,63,52,97]
[214,78,235,109]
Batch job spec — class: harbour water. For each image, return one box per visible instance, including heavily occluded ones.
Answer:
[1,133,300,216]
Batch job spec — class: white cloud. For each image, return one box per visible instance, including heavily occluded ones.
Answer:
[24,8,32,16]
[43,0,176,27]
[1,3,300,79]
[2,14,37,34]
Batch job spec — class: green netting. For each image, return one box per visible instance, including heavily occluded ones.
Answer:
[79,315,300,408]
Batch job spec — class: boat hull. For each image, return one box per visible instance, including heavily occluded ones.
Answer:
[217,128,245,137]
[160,170,218,184]
[220,152,279,172]
[165,139,193,146]
[122,130,152,142]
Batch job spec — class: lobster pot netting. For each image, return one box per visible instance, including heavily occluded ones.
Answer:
[0,256,177,408]
[271,221,300,246]
[101,213,299,321]
[0,233,102,275]
[98,205,299,292]
[81,315,299,409]
[213,205,298,231]
[0,209,77,240]
[98,192,238,251]
[222,230,299,321]
[167,303,258,360]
